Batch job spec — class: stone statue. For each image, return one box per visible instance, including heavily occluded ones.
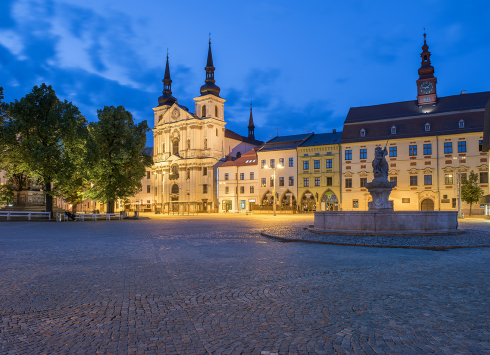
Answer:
[365,145,396,211]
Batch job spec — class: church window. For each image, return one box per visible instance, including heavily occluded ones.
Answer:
[202,105,207,117]
[204,138,207,149]
[216,128,218,136]
[203,167,208,176]
[215,106,218,117]
[187,169,190,179]
[171,184,179,194]
[203,184,208,194]
[172,139,179,155]
[423,55,428,62]
[391,125,396,134]
[162,143,165,153]
[425,123,431,131]
[187,139,191,150]
[360,129,366,137]
[458,120,465,128]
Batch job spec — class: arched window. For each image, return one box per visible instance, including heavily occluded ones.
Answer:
[424,55,428,62]
[216,128,218,136]
[172,139,179,155]
[215,106,218,117]
[236,152,241,158]
[172,165,178,175]
[171,184,179,194]
[202,105,206,117]
[204,138,207,149]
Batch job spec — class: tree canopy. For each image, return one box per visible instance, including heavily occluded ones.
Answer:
[83,105,152,213]
[461,170,484,216]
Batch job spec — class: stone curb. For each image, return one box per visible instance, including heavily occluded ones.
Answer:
[260,231,490,251]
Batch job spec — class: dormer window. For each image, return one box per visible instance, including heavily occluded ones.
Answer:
[391,125,396,135]
[458,119,465,128]
[425,123,431,132]
[360,129,366,137]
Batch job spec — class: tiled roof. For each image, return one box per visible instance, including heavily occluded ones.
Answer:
[259,133,313,152]
[299,132,342,147]
[220,149,259,167]
[342,92,490,144]
[225,129,263,145]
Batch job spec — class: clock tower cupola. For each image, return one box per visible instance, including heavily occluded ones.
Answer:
[416,32,437,105]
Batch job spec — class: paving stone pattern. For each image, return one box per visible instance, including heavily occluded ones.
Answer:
[0,215,489,354]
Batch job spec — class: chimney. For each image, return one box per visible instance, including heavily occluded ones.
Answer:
[460,90,467,95]
[332,129,336,133]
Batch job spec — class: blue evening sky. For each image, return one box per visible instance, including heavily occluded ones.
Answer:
[1,0,489,145]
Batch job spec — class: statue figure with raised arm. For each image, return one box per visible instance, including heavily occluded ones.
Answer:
[365,145,396,211]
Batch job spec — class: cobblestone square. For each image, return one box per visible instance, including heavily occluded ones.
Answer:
[0,215,489,354]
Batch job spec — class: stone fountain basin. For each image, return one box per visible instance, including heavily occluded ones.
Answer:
[312,211,461,236]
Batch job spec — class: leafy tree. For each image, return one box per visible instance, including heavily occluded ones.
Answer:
[0,178,15,205]
[461,170,484,216]
[84,106,152,213]
[4,84,87,216]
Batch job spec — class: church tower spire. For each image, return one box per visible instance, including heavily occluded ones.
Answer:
[158,52,177,106]
[248,101,255,140]
[416,31,437,105]
[200,37,221,96]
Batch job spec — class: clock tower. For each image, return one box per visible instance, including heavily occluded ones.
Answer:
[416,32,437,105]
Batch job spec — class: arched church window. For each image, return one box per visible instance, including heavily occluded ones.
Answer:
[215,106,218,117]
[172,165,178,175]
[171,184,179,194]
[172,139,179,155]
[202,105,206,117]
[424,55,428,62]
[204,138,208,149]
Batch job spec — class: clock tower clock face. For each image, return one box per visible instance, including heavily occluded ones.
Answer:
[420,81,434,95]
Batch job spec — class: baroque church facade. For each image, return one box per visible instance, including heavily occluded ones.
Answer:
[146,40,263,213]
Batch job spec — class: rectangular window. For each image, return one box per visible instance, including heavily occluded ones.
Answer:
[360,177,367,188]
[345,178,352,188]
[458,141,467,153]
[279,158,284,167]
[304,178,309,187]
[444,142,452,154]
[270,177,274,187]
[480,172,489,184]
[315,177,320,186]
[203,167,208,176]
[289,176,294,186]
[424,175,432,185]
[390,176,397,186]
[409,145,417,156]
[326,159,332,169]
[314,160,320,169]
[224,173,229,180]
[423,144,432,155]
[279,177,285,186]
[147,171,150,179]
[345,150,352,160]
[402,198,410,203]
[460,173,467,183]
[445,174,453,185]
[303,161,309,170]
[353,200,359,208]
[261,160,266,169]
[250,172,254,180]
[240,186,244,194]
[261,178,266,187]
[270,159,275,168]
[240,173,244,180]
[250,186,254,193]
[360,149,367,159]
[452,198,456,208]
[389,146,397,157]
[225,186,229,194]
[327,177,332,186]
[147,185,150,193]
[410,176,418,186]
[203,184,208,194]
[289,157,294,167]
[479,140,483,152]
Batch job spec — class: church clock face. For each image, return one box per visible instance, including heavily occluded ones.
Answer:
[420,81,434,94]
[171,108,180,119]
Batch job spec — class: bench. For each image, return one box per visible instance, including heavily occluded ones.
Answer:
[0,211,51,220]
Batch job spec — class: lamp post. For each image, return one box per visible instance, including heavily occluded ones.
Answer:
[264,164,283,216]
[453,157,462,218]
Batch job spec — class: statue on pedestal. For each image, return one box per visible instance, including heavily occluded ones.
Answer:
[365,146,396,211]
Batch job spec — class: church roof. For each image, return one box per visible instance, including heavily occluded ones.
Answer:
[225,129,263,145]
[299,132,342,147]
[220,149,259,167]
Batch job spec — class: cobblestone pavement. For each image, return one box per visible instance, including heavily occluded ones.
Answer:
[262,218,490,249]
[1,215,489,354]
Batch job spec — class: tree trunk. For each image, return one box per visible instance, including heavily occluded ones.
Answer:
[45,182,53,217]
[107,200,115,214]
[469,203,472,216]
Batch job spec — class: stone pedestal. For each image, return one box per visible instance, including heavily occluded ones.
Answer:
[365,178,397,212]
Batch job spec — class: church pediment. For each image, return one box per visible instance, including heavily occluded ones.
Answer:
[156,103,194,126]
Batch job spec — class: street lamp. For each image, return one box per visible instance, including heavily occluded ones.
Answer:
[264,164,284,216]
[453,157,462,218]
